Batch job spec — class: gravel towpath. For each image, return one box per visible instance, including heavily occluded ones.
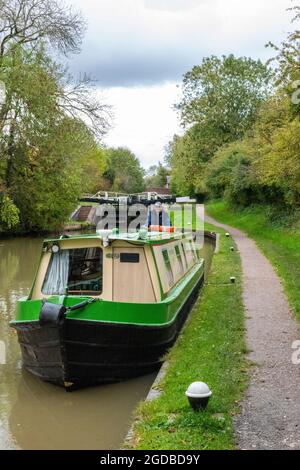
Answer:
[204,213,300,450]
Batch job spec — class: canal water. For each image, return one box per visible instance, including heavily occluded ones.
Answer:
[0,236,215,450]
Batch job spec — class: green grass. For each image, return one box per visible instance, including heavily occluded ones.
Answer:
[65,220,95,227]
[206,201,300,320]
[170,205,216,232]
[126,228,247,450]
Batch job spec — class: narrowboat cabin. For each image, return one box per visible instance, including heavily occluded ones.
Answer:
[11,229,204,390]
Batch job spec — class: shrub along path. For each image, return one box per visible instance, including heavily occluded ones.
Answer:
[204,211,300,450]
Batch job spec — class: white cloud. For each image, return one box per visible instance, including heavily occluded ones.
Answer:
[143,0,205,12]
[70,0,292,86]
[103,83,182,169]
[68,0,294,167]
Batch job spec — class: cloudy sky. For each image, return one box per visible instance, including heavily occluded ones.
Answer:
[69,0,293,168]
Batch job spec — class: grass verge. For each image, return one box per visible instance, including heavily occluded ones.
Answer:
[206,201,300,320]
[125,228,247,450]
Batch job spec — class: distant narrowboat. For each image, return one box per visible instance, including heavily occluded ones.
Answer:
[10,228,204,389]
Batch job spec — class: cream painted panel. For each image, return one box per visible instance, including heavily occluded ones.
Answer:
[31,252,52,300]
[113,248,155,303]
[58,239,102,250]
[103,246,113,300]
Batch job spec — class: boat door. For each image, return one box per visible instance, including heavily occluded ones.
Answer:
[113,247,155,303]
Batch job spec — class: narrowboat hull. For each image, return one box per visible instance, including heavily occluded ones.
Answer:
[11,267,204,390]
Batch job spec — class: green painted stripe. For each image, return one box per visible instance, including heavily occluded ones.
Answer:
[11,262,204,327]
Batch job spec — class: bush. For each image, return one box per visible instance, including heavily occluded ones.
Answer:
[256,118,300,208]
[0,195,20,230]
[205,141,263,207]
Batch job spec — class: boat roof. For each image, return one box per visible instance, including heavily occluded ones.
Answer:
[43,230,193,246]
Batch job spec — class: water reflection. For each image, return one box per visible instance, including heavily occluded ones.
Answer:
[0,239,38,449]
[0,237,155,449]
[10,370,155,450]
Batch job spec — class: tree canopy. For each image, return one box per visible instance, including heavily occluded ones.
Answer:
[169,55,272,197]
[0,0,111,232]
[103,147,145,194]
[145,163,169,189]
[176,55,273,141]
[0,0,85,58]
[168,4,300,217]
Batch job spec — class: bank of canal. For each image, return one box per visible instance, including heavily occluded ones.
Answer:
[125,228,247,451]
[206,203,300,450]
[0,235,216,450]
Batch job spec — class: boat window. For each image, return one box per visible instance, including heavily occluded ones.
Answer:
[181,242,188,268]
[42,247,103,295]
[189,240,197,262]
[175,245,184,276]
[120,253,140,263]
[162,249,174,287]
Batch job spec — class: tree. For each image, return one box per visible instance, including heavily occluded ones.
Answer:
[267,4,300,119]
[0,194,19,230]
[104,147,145,194]
[176,55,273,143]
[10,117,98,231]
[167,127,209,197]
[145,162,169,188]
[1,47,64,189]
[0,1,111,232]
[204,140,263,207]
[168,6,300,212]
[254,115,300,207]
[0,0,85,59]
[267,4,300,80]
[168,55,273,198]
[80,145,108,195]
[251,4,300,208]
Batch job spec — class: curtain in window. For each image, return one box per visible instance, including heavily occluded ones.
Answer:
[43,250,70,295]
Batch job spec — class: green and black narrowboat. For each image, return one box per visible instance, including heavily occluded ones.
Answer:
[10,228,204,389]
